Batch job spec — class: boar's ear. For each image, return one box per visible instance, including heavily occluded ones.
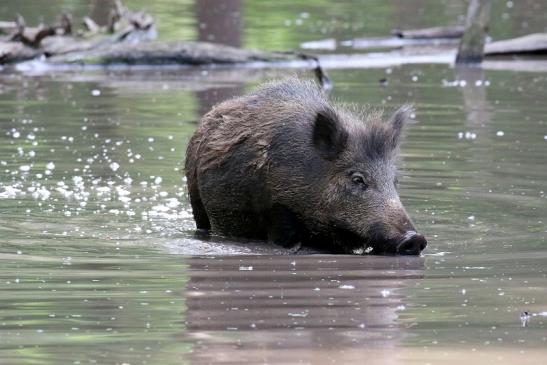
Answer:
[312,108,348,160]
[388,104,414,146]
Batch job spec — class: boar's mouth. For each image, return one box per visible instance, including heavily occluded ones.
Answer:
[330,223,425,256]
[330,226,380,255]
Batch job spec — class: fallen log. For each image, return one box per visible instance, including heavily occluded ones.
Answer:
[485,33,547,55]
[0,20,20,34]
[0,0,157,64]
[45,41,301,66]
[0,41,39,63]
[392,26,465,39]
[340,36,458,50]
[40,35,106,56]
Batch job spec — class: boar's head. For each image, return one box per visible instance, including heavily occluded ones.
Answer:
[312,105,426,255]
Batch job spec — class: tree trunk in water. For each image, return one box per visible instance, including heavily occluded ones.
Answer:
[455,0,492,64]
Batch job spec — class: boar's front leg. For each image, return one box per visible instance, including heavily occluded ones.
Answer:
[267,204,307,251]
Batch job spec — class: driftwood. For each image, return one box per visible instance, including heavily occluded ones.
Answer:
[46,41,300,66]
[485,33,547,55]
[0,42,39,63]
[456,0,492,64]
[340,36,458,50]
[337,32,547,58]
[1,13,73,48]
[335,26,465,51]
[5,0,545,77]
[82,17,100,34]
[0,20,26,34]
[0,1,158,64]
[392,26,465,39]
[0,1,309,70]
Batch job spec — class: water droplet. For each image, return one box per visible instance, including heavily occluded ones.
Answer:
[339,284,355,289]
[109,162,120,172]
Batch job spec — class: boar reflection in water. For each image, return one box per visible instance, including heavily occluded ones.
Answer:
[183,256,425,363]
[185,78,427,255]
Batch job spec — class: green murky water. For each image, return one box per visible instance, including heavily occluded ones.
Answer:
[1,1,547,364]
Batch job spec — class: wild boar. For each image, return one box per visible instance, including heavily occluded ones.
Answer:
[185,78,426,255]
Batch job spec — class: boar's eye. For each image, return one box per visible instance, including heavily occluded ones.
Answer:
[351,172,368,189]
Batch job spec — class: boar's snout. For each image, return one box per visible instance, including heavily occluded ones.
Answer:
[395,231,427,255]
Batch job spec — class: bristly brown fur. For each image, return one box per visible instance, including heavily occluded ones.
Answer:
[358,103,413,160]
[184,77,423,254]
[187,78,411,174]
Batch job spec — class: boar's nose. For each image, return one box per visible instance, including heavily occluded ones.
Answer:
[396,231,427,255]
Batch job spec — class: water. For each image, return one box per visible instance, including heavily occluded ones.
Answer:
[1,1,547,364]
